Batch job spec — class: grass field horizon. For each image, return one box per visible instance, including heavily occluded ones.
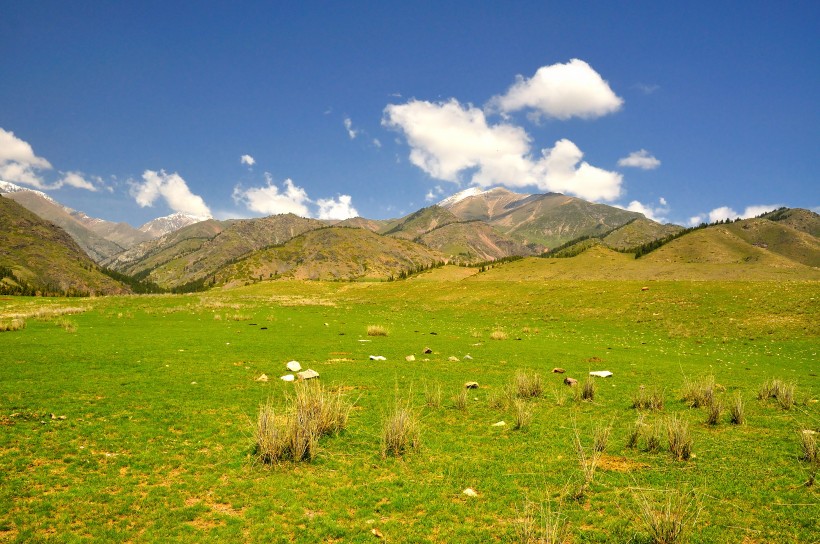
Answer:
[1,274,818,542]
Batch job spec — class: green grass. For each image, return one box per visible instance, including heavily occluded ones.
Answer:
[0,279,818,542]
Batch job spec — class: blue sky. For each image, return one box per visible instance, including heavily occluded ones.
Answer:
[1,1,817,227]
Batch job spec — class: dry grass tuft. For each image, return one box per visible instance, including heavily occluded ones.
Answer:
[490,329,508,340]
[424,381,442,408]
[631,487,700,544]
[367,324,389,337]
[758,378,796,410]
[254,381,351,464]
[514,370,543,399]
[516,496,570,544]
[453,389,468,411]
[0,317,26,332]
[681,375,714,408]
[381,397,421,458]
[632,386,665,411]
[705,396,723,426]
[581,376,596,401]
[54,317,78,333]
[572,421,602,499]
[593,421,612,453]
[666,415,693,461]
[513,399,532,430]
[728,392,745,425]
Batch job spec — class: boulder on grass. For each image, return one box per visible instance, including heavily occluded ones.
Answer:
[589,370,613,378]
[464,381,479,389]
[297,369,319,380]
[286,361,302,372]
[564,377,578,386]
[552,367,566,374]
[255,374,269,382]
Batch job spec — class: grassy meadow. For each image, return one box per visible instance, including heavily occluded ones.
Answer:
[1,267,818,542]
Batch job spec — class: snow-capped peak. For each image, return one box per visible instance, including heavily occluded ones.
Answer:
[0,180,57,204]
[138,211,211,238]
[436,187,488,208]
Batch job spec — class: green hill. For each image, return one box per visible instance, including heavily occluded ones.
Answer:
[381,206,461,240]
[0,196,129,295]
[216,227,446,285]
[762,208,820,237]
[603,217,683,251]
[725,217,820,267]
[417,221,542,263]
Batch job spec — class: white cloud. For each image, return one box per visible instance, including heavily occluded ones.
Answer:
[618,149,661,170]
[0,127,53,188]
[383,99,623,201]
[232,176,310,217]
[488,59,623,120]
[131,170,212,217]
[634,83,660,95]
[425,185,445,202]
[240,154,255,167]
[706,204,781,223]
[372,138,382,148]
[317,194,358,220]
[621,197,670,223]
[344,117,358,139]
[59,171,98,192]
[688,215,705,227]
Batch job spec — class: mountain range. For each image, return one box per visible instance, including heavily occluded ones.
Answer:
[1,180,818,294]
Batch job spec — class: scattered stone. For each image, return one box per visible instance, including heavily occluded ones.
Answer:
[324,323,329,327]
[552,367,566,374]
[406,355,416,362]
[464,381,479,389]
[491,421,506,427]
[564,377,578,386]
[369,355,387,361]
[49,414,67,420]
[423,347,433,354]
[641,286,650,291]
[430,332,438,335]
[286,361,302,372]
[358,339,371,342]
[297,369,320,380]
[255,374,269,382]
[463,354,473,360]
[589,371,613,378]
[462,488,478,497]
[371,528,384,539]
[280,374,295,382]
[191,381,197,385]
[448,356,460,362]
[260,327,268,330]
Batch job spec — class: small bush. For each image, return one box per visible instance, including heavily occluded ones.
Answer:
[551,385,568,407]
[572,423,602,499]
[705,396,723,426]
[424,381,442,408]
[581,376,596,401]
[632,487,700,544]
[632,386,664,411]
[646,420,664,453]
[367,324,389,337]
[681,375,714,408]
[627,414,646,449]
[254,401,286,464]
[514,370,543,399]
[777,382,796,410]
[593,421,612,453]
[728,392,745,425]
[381,398,421,457]
[517,497,570,544]
[799,430,818,463]
[667,415,693,461]
[513,399,532,430]
[490,329,508,340]
[0,318,25,332]
[55,317,77,333]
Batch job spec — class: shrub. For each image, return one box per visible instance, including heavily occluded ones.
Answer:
[627,414,646,449]
[631,487,700,544]
[667,415,693,461]
[581,376,596,401]
[799,430,819,487]
[681,375,714,408]
[646,420,664,453]
[517,497,570,544]
[758,378,796,410]
[593,421,612,453]
[366,324,389,337]
[632,386,664,411]
[572,421,602,499]
[55,317,77,333]
[381,398,420,457]
[254,401,286,464]
[514,370,543,399]
[551,385,568,407]
[513,399,532,430]
[728,392,745,425]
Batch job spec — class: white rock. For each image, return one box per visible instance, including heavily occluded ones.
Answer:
[463,354,473,360]
[448,356,460,362]
[297,369,320,380]
[369,355,386,361]
[286,361,302,372]
[589,370,613,378]
[280,374,295,382]
[462,488,478,497]
[492,421,506,427]
[405,355,416,362]
[255,374,269,382]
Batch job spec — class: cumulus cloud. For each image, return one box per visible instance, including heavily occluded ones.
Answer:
[344,117,358,139]
[240,154,255,167]
[232,175,311,217]
[696,204,782,225]
[488,59,623,120]
[131,170,212,217]
[618,149,661,170]
[0,127,53,188]
[383,99,623,201]
[621,197,670,223]
[59,171,99,192]
[316,194,358,220]
[425,185,445,202]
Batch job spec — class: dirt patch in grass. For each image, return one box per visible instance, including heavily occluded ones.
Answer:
[597,455,650,472]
